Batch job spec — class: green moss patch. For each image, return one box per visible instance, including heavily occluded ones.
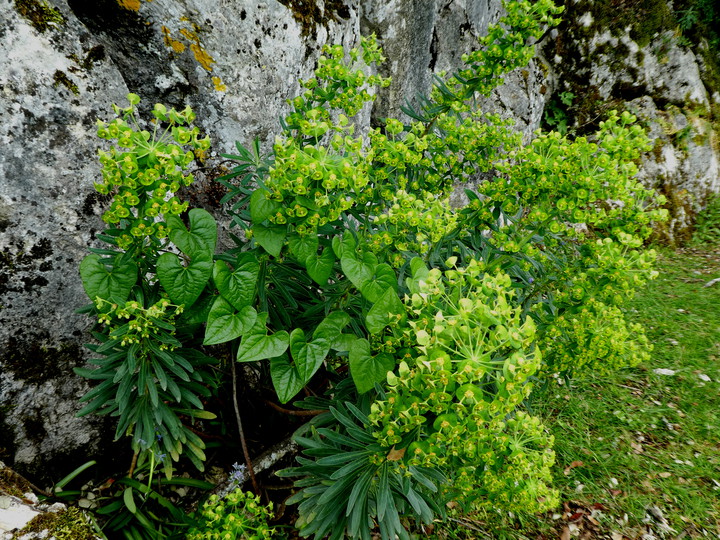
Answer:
[14,0,64,32]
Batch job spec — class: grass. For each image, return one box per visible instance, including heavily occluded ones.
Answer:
[429,245,720,539]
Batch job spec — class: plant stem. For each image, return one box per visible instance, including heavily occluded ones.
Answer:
[231,360,260,494]
[263,399,327,416]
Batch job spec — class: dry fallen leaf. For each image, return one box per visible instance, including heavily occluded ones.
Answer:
[564,460,585,475]
[630,441,644,454]
[611,533,624,540]
[658,472,672,478]
[560,526,571,540]
[386,446,406,461]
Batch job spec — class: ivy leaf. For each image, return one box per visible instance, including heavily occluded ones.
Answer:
[236,312,290,363]
[166,208,217,259]
[341,251,378,291]
[203,297,258,345]
[332,234,356,259]
[305,247,335,286]
[359,263,397,303]
[366,287,404,334]
[349,338,394,393]
[250,189,280,223]
[270,354,306,404]
[253,223,286,257]
[157,253,212,308]
[289,234,319,263]
[289,328,330,383]
[213,253,259,310]
[80,253,137,303]
[313,311,351,343]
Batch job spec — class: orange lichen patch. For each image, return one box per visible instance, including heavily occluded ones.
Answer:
[161,25,186,53]
[190,42,215,71]
[117,0,141,11]
[212,76,227,92]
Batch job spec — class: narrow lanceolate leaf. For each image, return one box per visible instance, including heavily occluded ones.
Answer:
[166,208,217,259]
[80,253,137,303]
[156,252,212,308]
[349,338,394,394]
[236,312,289,363]
[213,253,260,310]
[203,297,258,345]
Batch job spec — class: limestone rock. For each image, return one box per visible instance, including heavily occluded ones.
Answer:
[543,0,720,243]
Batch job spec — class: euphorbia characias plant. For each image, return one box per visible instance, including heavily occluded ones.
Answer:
[76,0,668,537]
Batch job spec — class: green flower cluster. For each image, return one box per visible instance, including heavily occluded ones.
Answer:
[256,36,390,238]
[432,0,563,105]
[368,190,457,264]
[187,489,279,540]
[368,259,556,512]
[538,298,651,376]
[94,296,182,348]
[95,93,210,249]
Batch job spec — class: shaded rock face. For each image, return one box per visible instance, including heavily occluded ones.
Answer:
[0,0,546,479]
[542,0,720,242]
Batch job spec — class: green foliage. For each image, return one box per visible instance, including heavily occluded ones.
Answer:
[76,95,217,476]
[278,399,446,540]
[692,193,720,245]
[93,455,213,540]
[77,0,670,537]
[542,90,575,134]
[187,489,282,540]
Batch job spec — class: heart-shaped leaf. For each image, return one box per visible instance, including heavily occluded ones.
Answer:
[359,263,397,303]
[213,253,259,310]
[250,189,280,223]
[157,253,212,307]
[289,328,330,383]
[270,354,305,404]
[289,234,319,264]
[341,251,378,290]
[80,253,137,303]
[313,312,351,343]
[305,247,335,286]
[204,298,257,345]
[253,223,286,257]
[349,338,394,393]
[366,287,404,334]
[236,313,290,363]
[166,208,217,259]
[332,234,356,259]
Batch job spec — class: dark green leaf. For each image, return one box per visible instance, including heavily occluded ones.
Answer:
[156,252,212,307]
[250,189,280,223]
[305,246,335,286]
[79,253,137,303]
[204,297,258,345]
[166,208,217,259]
[270,354,305,404]
[253,222,286,257]
[289,234,319,263]
[236,313,290,363]
[213,254,259,310]
[366,287,404,334]
[349,339,394,393]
